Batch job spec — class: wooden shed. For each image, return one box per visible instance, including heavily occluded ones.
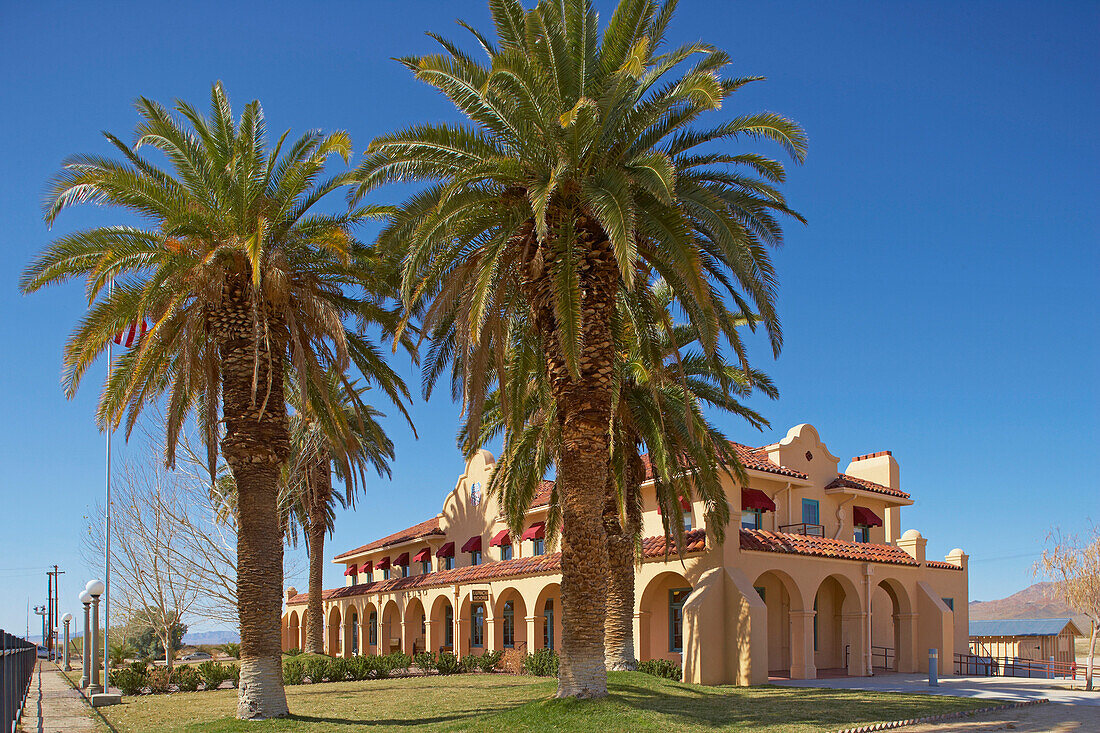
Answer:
[969,618,1082,667]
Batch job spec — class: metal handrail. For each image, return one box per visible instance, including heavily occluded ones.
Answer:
[778,523,825,537]
[954,651,1086,679]
[1,629,37,733]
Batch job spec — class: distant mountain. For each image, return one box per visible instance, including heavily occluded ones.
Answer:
[970,582,1089,629]
[182,630,239,646]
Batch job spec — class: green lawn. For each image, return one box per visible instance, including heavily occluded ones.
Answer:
[79,671,999,733]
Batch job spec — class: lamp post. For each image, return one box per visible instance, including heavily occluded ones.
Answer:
[33,605,47,657]
[53,627,60,666]
[79,591,92,688]
[86,579,104,693]
[62,614,73,671]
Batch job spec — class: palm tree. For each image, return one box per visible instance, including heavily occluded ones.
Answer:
[357,0,804,696]
[21,83,394,718]
[464,281,777,670]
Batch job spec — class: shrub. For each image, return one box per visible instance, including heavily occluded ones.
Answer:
[196,661,232,690]
[146,666,171,694]
[303,655,329,683]
[285,647,302,657]
[413,651,435,673]
[173,665,201,692]
[478,650,503,673]
[228,663,240,688]
[434,652,462,675]
[460,654,481,673]
[221,642,241,659]
[638,658,682,681]
[326,656,349,682]
[500,648,525,675]
[346,655,372,681]
[524,648,559,677]
[385,651,412,673]
[282,658,305,685]
[109,667,146,696]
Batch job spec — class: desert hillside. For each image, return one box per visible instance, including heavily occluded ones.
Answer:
[970,582,1088,630]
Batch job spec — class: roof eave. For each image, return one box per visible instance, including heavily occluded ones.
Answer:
[824,485,913,506]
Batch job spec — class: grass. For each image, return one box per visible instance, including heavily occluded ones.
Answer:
[78,671,998,733]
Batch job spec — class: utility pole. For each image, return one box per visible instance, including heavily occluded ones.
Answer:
[46,565,64,661]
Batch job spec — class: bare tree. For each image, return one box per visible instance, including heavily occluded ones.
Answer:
[84,460,200,670]
[1039,527,1100,690]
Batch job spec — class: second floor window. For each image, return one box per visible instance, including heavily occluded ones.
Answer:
[854,525,870,543]
[401,565,410,578]
[802,498,820,526]
[470,550,482,566]
[421,560,431,575]
[382,568,391,580]
[443,556,455,571]
[742,509,762,530]
[471,603,485,647]
[500,544,513,561]
[683,512,693,532]
[532,538,545,556]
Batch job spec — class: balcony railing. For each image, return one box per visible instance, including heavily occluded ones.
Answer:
[778,523,825,537]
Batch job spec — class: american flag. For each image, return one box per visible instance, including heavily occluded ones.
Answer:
[113,319,147,347]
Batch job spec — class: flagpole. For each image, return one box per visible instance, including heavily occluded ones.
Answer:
[104,276,112,692]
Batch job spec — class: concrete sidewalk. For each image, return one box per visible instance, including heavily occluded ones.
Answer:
[17,661,95,733]
[773,672,1100,706]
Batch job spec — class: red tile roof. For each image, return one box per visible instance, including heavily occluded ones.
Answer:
[925,560,964,571]
[333,516,444,560]
[290,529,708,606]
[641,442,808,482]
[740,528,922,567]
[825,474,910,500]
[530,480,555,508]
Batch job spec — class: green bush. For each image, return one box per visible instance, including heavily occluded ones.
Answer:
[413,651,435,672]
[196,661,232,690]
[146,666,171,694]
[637,658,682,681]
[326,656,349,682]
[221,642,241,659]
[385,651,412,672]
[303,655,329,683]
[478,650,503,672]
[228,663,240,688]
[460,654,481,673]
[172,665,201,692]
[524,648,559,677]
[282,658,305,685]
[434,652,462,675]
[109,667,146,696]
[346,655,372,681]
[285,647,302,657]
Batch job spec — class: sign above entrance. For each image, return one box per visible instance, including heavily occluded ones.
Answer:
[471,589,489,602]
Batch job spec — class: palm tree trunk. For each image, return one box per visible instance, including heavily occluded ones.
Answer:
[604,442,643,671]
[304,462,331,655]
[529,218,617,698]
[217,277,291,720]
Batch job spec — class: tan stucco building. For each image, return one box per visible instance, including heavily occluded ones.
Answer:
[281,423,969,685]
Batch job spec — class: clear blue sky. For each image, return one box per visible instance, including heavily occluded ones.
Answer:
[1,1,1096,635]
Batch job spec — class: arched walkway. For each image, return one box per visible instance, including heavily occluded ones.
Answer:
[327,606,342,657]
[458,592,490,656]
[752,570,803,677]
[638,571,692,663]
[364,603,379,655]
[381,600,402,655]
[403,598,426,655]
[345,607,359,656]
[872,578,914,672]
[532,583,561,652]
[287,610,300,652]
[493,588,527,652]
[429,596,455,654]
[812,574,863,676]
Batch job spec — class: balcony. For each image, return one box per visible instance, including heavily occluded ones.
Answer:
[778,523,825,537]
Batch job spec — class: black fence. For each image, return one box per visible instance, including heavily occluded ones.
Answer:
[1,630,36,733]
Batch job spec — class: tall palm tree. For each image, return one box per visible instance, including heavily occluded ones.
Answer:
[463,281,778,670]
[20,83,395,719]
[357,0,804,696]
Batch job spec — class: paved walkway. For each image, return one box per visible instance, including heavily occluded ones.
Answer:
[18,661,95,733]
[773,672,1100,706]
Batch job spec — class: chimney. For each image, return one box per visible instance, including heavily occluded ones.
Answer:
[285,586,298,601]
[896,529,926,565]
